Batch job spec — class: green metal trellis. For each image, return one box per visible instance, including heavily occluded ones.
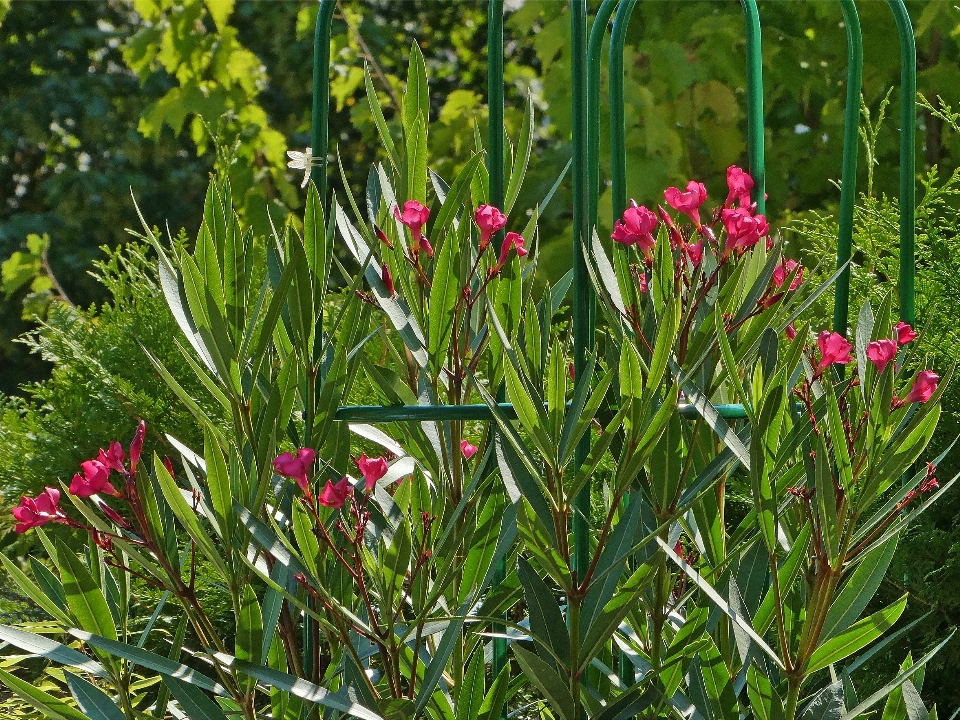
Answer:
[310,0,919,691]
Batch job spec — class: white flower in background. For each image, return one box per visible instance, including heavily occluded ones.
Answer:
[286,147,320,189]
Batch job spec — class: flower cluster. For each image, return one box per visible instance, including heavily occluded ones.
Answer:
[611,166,781,292]
[273,448,396,510]
[12,421,146,534]
[388,200,527,276]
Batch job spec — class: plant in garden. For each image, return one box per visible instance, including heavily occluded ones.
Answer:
[0,42,956,720]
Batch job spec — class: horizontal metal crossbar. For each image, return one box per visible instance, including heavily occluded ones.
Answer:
[334,403,749,423]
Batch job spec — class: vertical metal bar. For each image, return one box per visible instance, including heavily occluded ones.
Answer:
[833,0,863,337]
[571,0,592,584]
[310,0,337,205]
[606,0,639,693]
[487,0,509,691]
[610,0,637,221]
[739,0,765,214]
[588,0,620,229]
[886,0,917,325]
[307,0,337,684]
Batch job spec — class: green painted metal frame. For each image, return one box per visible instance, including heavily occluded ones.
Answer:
[307,0,919,695]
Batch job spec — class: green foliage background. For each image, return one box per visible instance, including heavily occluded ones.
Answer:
[3,0,960,711]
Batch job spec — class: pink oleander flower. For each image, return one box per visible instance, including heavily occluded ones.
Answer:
[382,263,395,296]
[13,488,67,534]
[785,323,797,341]
[725,165,754,207]
[895,322,917,345]
[475,204,508,249]
[394,201,430,239]
[611,202,657,258]
[904,370,938,404]
[866,339,897,374]
[130,420,146,473]
[274,448,317,494]
[816,331,853,371]
[664,181,707,225]
[461,440,478,460]
[772,260,802,290]
[356,453,388,493]
[97,441,125,473]
[395,201,432,257]
[498,231,527,266]
[722,206,768,255]
[69,459,117,498]
[319,478,351,509]
[685,241,703,267]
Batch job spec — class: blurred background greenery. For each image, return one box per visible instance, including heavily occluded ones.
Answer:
[2,0,960,711]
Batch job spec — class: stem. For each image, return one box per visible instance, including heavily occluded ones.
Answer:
[568,595,582,720]
[785,678,802,719]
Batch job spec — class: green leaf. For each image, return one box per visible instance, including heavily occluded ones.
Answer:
[580,493,642,639]
[64,672,125,720]
[688,635,739,720]
[518,556,570,665]
[68,629,228,695]
[841,633,953,720]
[56,539,117,643]
[428,223,460,366]
[477,665,511,720]
[365,67,400,172]
[304,179,331,300]
[164,677,231,720]
[456,651,485,720]
[382,517,412,610]
[657,537,784,668]
[0,668,88,720]
[747,666,786,720]
[432,152,482,245]
[405,114,428,204]
[505,93,534,214]
[0,624,107,679]
[512,645,575,720]
[821,535,898,642]
[236,585,263,671]
[402,42,428,139]
[204,428,232,544]
[0,551,71,624]
[806,594,908,675]
[154,453,231,580]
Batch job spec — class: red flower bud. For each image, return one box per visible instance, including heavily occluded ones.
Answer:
[382,262,395,296]
[129,421,146,474]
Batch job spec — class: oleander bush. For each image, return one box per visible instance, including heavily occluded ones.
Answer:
[0,45,955,720]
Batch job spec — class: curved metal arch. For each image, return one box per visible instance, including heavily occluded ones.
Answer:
[834,0,864,337]
[310,0,338,204]
[886,0,917,325]
[606,0,766,221]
